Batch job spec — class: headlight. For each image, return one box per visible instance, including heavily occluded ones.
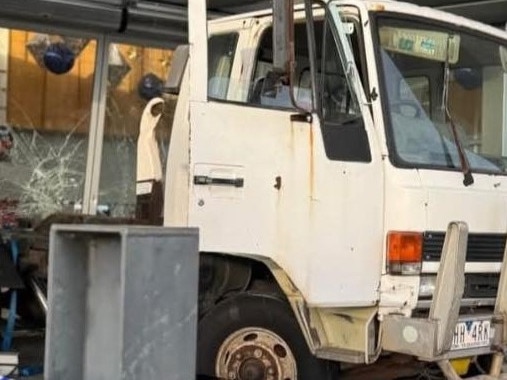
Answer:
[418,275,437,298]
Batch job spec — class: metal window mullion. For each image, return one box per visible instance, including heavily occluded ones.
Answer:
[503,73,507,155]
[82,35,109,215]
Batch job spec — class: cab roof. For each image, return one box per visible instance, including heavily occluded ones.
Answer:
[210,0,507,42]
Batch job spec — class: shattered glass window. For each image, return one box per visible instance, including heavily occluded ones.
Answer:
[98,43,174,221]
[0,28,96,227]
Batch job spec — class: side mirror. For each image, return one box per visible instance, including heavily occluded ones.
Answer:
[272,0,293,74]
[164,44,189,95]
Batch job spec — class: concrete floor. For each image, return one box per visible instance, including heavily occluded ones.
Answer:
[5,333,501,380]
[2,338,439,380]
[0,331,44,380]
[4,334,428,380]
[340,355,444,380]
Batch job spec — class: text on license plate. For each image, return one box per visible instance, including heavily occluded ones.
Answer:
[451,319,491,351]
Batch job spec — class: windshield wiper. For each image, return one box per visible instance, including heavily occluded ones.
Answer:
[442,37,474,187]
[445,108,474,186]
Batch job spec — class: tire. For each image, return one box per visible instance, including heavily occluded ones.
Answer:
[197,292,339,380]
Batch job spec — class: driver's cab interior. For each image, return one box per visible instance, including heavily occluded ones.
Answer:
[207,8,372,162]
[247,16,366,119]
[207,9,367,112]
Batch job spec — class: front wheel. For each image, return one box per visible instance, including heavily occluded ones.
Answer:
[197,293,338,380]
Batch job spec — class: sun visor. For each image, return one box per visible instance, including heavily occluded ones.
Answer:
[379,26,460,64]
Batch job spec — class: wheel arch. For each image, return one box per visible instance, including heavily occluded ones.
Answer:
[198,252,381,365]
[198,251,320,355]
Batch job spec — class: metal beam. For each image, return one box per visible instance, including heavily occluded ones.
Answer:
[0,0,122,33]
[437,0,507,25]
[0,0,504,51]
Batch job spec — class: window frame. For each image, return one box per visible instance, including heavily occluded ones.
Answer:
[317,5,372,162]
[207,32,240,101]
[371,11,507,175]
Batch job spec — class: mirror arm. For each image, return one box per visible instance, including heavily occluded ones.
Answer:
[273,0,293,73]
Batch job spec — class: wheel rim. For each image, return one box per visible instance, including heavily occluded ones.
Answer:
[215,327,297,380]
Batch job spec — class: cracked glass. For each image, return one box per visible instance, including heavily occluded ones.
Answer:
[0,28,96,227]
[97,42,174,221]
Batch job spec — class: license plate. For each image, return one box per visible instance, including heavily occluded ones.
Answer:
[451,319,491,351]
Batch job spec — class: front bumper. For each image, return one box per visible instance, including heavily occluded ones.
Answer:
[380,222,507,379]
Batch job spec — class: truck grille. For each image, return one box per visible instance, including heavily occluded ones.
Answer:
[464,273,499,298]
[423,232,506,262]
[418,274,499,303]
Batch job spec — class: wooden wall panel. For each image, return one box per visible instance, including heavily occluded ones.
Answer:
[43,41,96,134]
[0,28,9,124]
[449,81,482,138]
[6,30,173,138]
[7,31,96,134]
[104,45,173,138]
[8,31,45,129]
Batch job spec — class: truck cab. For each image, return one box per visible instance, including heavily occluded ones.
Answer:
[163,1,507,378]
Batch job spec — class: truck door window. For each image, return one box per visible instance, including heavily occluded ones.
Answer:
[208,33,239,100]
[248,23,314,109]
[318,17,371,162]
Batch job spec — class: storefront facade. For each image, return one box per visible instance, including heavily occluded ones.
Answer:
[0,13,179,226]
[0,0,504,227]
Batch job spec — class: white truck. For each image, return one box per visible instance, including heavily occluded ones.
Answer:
[148,0,507,378]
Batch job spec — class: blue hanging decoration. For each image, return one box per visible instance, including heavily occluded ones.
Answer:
[27,35,88,75]
[453,68,482,91]
[137,73,164,101]
[43,42,76,75]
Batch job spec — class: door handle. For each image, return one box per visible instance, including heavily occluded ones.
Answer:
[193,175,244,188]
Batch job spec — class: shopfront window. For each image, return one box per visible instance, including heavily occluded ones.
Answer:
[97,43,174,221]
[0,28,96,226]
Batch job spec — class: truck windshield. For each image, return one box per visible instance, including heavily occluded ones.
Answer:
[375,17,507,174]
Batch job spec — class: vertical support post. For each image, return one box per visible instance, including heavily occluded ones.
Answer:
[495,34,507,373]
[502,73,507,155]
[493,33,507,378]
[188,0,208,103]
[272,0,292,74]
[489,227,507,376]
[501,23,507,156]
[429,221,467,354]
[434,222,468,379]
[82,35,109,215]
